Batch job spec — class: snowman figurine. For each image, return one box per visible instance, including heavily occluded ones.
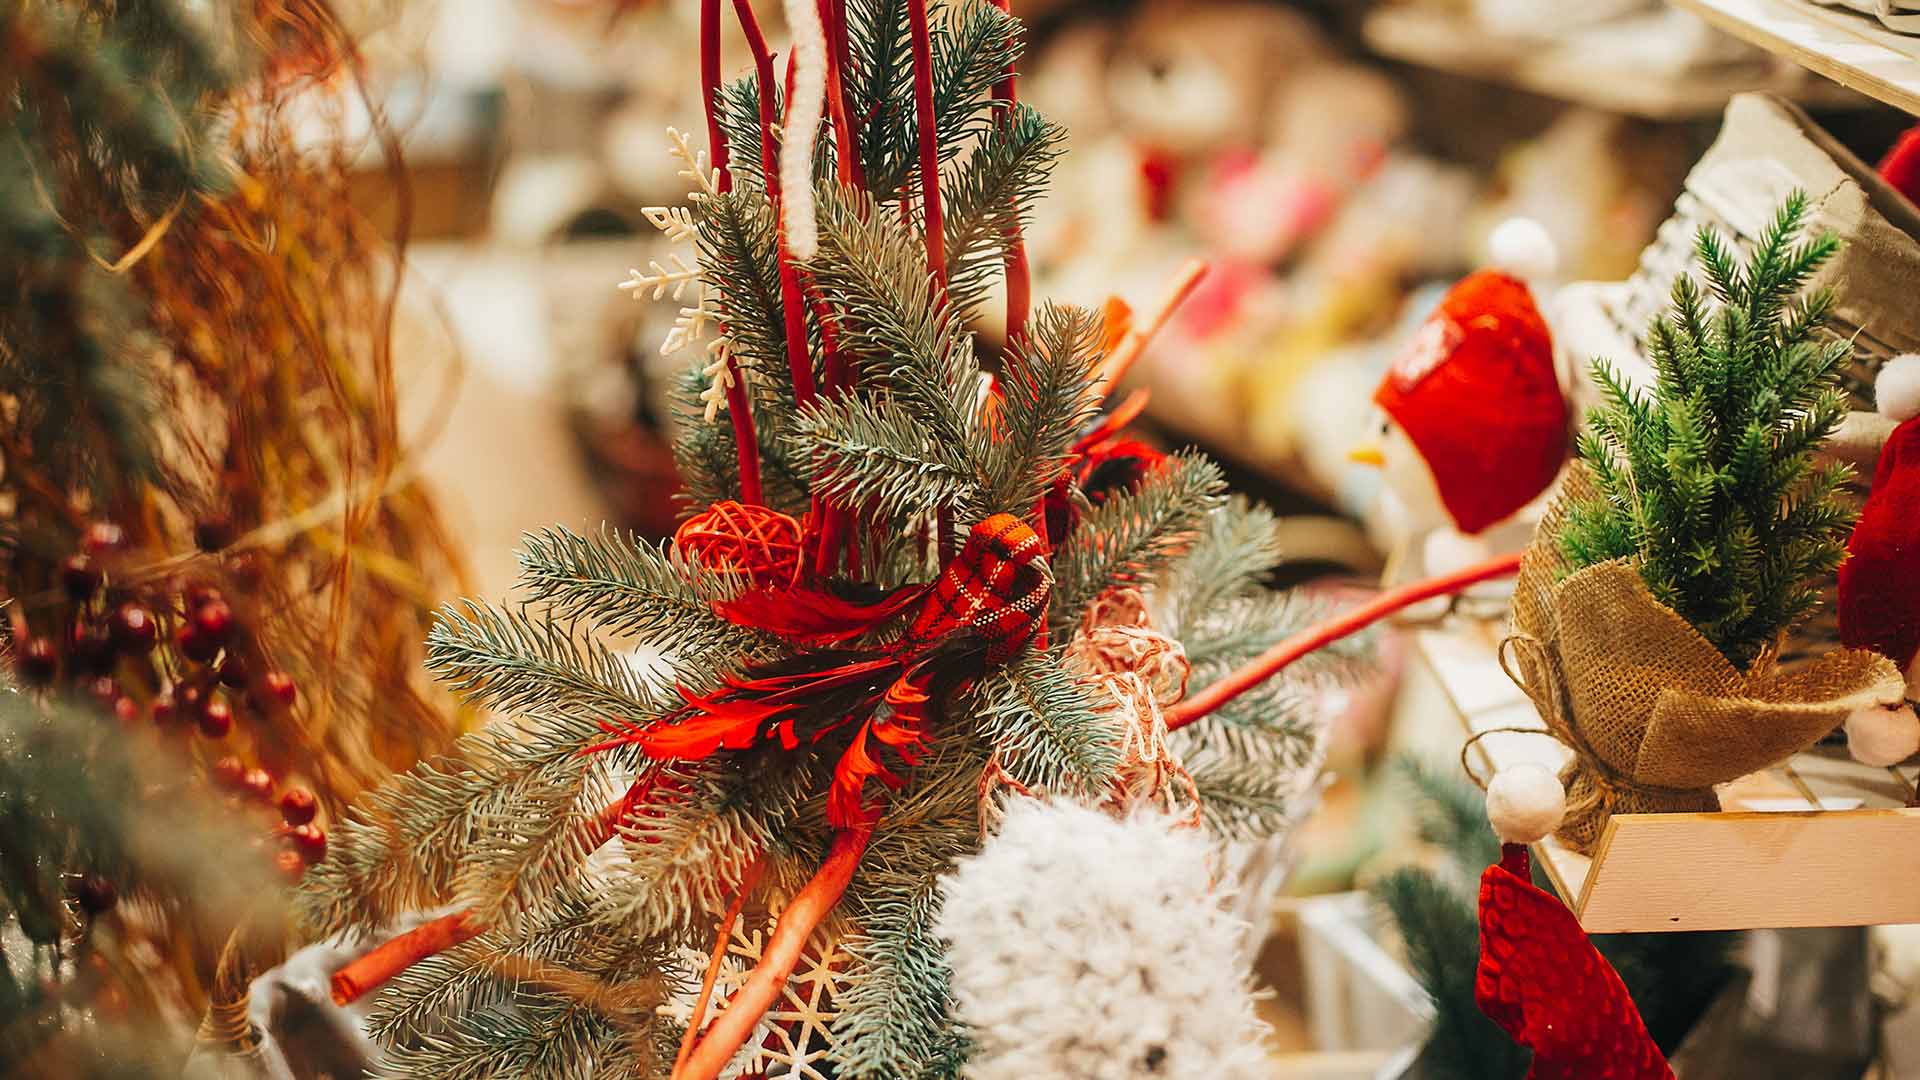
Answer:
[1349,219,1570,602]
[1837,354,1920,768]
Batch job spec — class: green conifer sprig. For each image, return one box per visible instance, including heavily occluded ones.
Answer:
[1560,191,1856,670]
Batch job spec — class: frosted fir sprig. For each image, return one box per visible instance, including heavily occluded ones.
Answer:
[666,125,721,203]
[621,254,701,303]
[697,338,741,423]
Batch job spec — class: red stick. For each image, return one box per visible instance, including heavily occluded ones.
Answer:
[702,0,730,193]
[730,0,780,191]
[986,0,1029,345]
[673,856,767,1073]
[821,0,862,189]
[725,370,763,506]
[906,0,946,287]
[1164,553,1524,732]
[677,827,871,1080]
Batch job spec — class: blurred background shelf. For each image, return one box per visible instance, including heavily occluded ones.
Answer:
[1672,0,1920,114]
[1365,4,1870,117]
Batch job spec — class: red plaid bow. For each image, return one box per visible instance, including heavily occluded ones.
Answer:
[592,514,1051,827]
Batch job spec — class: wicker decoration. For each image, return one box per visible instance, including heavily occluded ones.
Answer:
[675,501,804,590]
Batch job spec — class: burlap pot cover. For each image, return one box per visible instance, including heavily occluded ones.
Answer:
[1504,475,1907,853]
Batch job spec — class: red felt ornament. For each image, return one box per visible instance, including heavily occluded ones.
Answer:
[675,501,805,591]
[594,514,1051,828]
[1474,767,1672,1080]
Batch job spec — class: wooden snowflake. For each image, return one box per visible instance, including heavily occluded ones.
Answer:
[658,905,849,1080]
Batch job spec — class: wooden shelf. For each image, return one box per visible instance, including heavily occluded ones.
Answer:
[1671,0,1920,115]
[1364,5,1868,118]
[1417,620,1920,932]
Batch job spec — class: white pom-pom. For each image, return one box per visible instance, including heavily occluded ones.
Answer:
[1878,354,1920,424]
[1845,702,1920,767]
[1487,217,1558,282]
[1486,763,1565,845]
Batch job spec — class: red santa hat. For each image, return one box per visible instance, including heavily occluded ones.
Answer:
[1372,264,1568,535]
[1878,122,1920,207]
[1839,354,1920,679]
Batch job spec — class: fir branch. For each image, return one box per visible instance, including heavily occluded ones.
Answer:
[426,602,677,724]
[940,103,1064,316]
[1049,450,1227,624]
[516,525,760,665]
[969,650,1120,795]
[789,393,987,521]
[984,302,1102,514]
[1182,751,1315,841]
[832,797,977,1079]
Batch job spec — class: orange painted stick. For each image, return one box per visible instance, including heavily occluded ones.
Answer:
[676,826,871,1080]
[330,910,486,1005]
[1164,552,1524,732]
[674,856,767,1073]
[1095,258,1207,397]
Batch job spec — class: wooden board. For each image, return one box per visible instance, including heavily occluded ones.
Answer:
[1363,5,1868,118]
[1672,0,1920,115]
[1578,807,1920,930]
[1417,621,1920,932]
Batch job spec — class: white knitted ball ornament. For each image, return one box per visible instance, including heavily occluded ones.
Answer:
[1485,764,1566,845]
[1488,217,1558,282]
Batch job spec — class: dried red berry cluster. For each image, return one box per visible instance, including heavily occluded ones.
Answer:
[11,518,325,881]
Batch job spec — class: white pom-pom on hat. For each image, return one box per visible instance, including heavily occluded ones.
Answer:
[1845,702,1920,767]
[1878,354,1920,424]
[1486,763,1566,845]
[1487,217,1558,282]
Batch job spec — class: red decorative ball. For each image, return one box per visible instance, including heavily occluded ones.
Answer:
[60,554,102,600]
[176,681,209,713]
[151,691,180,728]
[263,671,297,708]
[85,676,119,709]
[110,604,158,652]
[198,700,233,738]
[16,638,57,685]
[184,583,222,611]
[194,517,235,553]
[240,768,275,802]
[278,787,318,826]
[83,522,126,554]
[288,823,327,862]
[674,501,804,590]
[192,600,234,643]
[212,756,247,790]
[111,696,139,725]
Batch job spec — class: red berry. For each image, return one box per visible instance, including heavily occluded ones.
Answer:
[60,554,102,600]
[212,756,247,790]
[69,622,114,675]
[109,604,158,652]
[151,691,180,727]
[16,638,57,685]
[273,849,307,882]
[229,553,265,590]
[175,623,218,664]
[192,600,233,643]
[278,787,318,826]
[288,823,327,862]
[72,874,117,915]
[193,517,234,552]
[240,768,274,801]
[217,652,249,689]
[175,681,208,713]
[184,583,221,611]
[263,671,296,708]
[112,696,139,725]
[198,700,233,738]
[83,522,126,554]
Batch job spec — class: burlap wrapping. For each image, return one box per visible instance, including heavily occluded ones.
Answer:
[1504,469,1907,853]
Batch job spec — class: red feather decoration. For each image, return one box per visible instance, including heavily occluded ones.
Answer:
[594,514,1051,827]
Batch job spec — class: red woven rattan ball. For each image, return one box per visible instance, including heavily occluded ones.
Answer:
[675,501,803,590]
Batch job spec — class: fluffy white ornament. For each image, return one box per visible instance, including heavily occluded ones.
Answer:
[1845,702,1920,767]
[1878,353,1920,424]
[934,799,1272,1080]
[1487,216,1558,283]
[779,0,828,260]
[1485,764,1565,845]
